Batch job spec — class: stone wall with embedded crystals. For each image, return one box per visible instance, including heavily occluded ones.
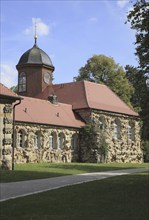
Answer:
[0,103,144,169]
[13,123,79,164]
[78,110,143,163]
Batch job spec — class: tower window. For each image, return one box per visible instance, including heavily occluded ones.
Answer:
[19,72,26,92]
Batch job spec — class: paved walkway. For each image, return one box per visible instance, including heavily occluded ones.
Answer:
[0,168,148,202]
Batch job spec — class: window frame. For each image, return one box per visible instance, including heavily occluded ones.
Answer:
[18,72,26,92]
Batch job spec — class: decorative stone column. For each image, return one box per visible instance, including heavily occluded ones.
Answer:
[1,104,13,170]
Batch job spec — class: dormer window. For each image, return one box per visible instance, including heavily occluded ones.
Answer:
[19,72,26,92]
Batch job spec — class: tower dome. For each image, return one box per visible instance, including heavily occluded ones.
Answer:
[17,41,54,69]
[16,36,55,98]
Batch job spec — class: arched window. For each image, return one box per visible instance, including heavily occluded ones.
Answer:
[127,124,135,141]
[18,130,25,148]
[127,125,132,140]
[18,72,26,92]
[112,120,121,140]
[58,133,65,149]
[99,116,106,130]
[49,132,57,149]
[71,134,78,151]
[34,131,40,149]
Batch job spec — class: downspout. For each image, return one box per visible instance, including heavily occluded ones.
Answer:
[12,99,21,171]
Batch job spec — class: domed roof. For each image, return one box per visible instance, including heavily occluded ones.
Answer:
[17,43,54,68]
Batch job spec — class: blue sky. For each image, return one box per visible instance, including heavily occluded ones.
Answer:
[1,0,138,88]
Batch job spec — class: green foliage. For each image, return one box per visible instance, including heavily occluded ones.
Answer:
[126,0,149,141]
[10,85,18,93]
[125,65,149,140]
[127,0,149,74]
[80,123,95,136]
[74,55,134,106]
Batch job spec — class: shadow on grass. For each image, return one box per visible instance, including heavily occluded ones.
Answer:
[0,162,148,183]
[0,170,68,183]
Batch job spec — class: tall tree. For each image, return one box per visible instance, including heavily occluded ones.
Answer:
[127,0,149,74]
[125,65,149,140]
[74,55,134,106]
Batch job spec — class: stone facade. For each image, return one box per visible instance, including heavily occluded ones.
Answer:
[0,102,144,169]
[0,103,13,170]
[14,123,79,164]
[79,110,143,163]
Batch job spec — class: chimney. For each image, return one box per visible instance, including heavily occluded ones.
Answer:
[48,94,58,104]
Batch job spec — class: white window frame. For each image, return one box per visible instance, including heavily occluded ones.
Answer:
[127,125,132,140]
[58,133,65,149]
[34,132,40,149]
[18,130,25,148]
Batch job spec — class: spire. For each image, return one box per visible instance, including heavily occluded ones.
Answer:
[34,20,37,45]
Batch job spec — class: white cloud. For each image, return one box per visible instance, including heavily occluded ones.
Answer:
[24,18,50,36]
[117,0,129,8]
[0,64,17,88]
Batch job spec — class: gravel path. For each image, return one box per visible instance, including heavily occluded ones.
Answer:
[0,168,148,202]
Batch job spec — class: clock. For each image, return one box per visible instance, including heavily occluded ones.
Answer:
[43,72,51,84]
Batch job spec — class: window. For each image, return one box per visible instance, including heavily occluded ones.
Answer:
[18,130,25,148]
[58,133,65,149]
[127,124,134,141]
[49,134,53,149]
[34,131,40,149]
[49,132,57,149]
[99,116,106,130]
[127,125,132,140]
[19,72,26,92]
[112,121,120,140]
[71,134,78,151]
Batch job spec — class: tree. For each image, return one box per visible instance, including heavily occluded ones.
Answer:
[127,0,149,74]
[10,85,18,93]
[125,65,149,140]
[74,55,134,106]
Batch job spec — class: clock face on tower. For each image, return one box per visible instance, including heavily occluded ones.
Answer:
[43,72,51,84]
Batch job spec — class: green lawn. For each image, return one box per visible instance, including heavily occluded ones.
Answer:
[0,172,149,220]
[0,162,149,182]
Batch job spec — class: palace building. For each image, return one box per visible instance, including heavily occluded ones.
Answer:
[0,37,143,169]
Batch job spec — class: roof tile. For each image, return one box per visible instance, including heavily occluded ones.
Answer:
[15,96,85,128]
[0,83,18,98]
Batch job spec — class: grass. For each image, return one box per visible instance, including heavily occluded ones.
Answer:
[0,162,149,183]
[0,172,149,220]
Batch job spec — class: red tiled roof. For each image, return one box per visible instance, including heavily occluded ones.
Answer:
[52,81,138,117]
[0,83,18,98]
[15,96,85,128]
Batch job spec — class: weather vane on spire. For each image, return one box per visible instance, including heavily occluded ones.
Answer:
[34,20,38,45]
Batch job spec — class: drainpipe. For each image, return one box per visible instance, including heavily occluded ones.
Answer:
[12,99,21,171]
